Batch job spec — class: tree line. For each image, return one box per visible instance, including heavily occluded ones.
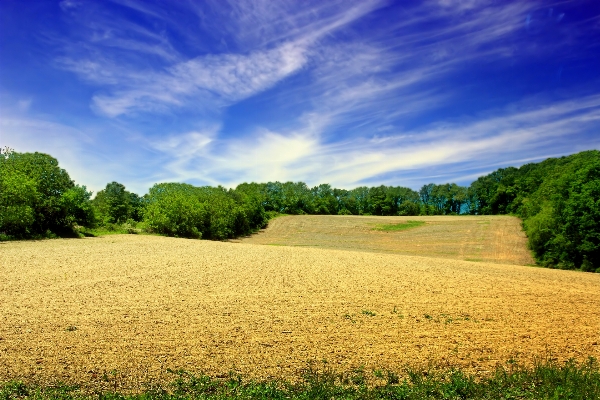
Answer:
[1,147,598,272]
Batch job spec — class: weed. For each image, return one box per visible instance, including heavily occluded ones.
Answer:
[362,310,376,317]
[343,314,356,323]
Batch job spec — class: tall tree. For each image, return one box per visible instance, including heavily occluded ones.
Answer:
[93,182,141,224]
[0,150,93,237]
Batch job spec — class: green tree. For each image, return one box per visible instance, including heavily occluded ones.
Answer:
[474,150,600,271]
[311,184,337,214]
[143,183,206,238]
[0,166,37,236]
[0,150,94,238]
[144,182,268,240]
[92,181,141,225]
[349,186,370,215]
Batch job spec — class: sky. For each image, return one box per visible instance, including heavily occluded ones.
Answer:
[1,0,600,195]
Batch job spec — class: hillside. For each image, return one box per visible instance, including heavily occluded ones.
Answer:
[237,215,534,265]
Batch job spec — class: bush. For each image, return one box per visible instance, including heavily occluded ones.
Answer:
[144,183,206,238]
[143,183,268,240]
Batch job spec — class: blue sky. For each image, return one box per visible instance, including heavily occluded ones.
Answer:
[1,0,600,195]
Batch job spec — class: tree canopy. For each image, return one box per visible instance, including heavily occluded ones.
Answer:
[0,148,94,238]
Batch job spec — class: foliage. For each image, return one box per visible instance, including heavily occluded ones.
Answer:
[0,148,94,238]
[143,183,206,238]
[256,182,426,217]
[143,183,268,239]
[92,182,143,225]
[470,150,600,271]
[1,358,598,399]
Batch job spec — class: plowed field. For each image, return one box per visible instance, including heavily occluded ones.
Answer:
[1,219,599,390]
[237,215,534,265]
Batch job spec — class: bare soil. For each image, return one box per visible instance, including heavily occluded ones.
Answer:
[1,223,598,390]
[237,215,535,265]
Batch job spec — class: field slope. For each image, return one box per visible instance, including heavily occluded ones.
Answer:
[237,215,535,265]
[1,234,598,391]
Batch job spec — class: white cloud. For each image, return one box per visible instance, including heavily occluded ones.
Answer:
[57,1,384,117]
[0,114,164,195]
[85,41,309,117]
[147,95,600,189]
[2,93,598,195]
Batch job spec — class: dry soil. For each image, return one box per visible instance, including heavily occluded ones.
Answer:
[1,221,599,390]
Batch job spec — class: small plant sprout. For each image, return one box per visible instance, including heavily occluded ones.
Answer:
[362,310,376,317]
[386,370,400,384]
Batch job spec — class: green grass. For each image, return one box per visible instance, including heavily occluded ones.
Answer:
[373,220,426,232]
[2,358,598,399]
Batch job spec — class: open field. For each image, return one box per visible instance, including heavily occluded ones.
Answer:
[236,215,535,265]
[1,232,599,391]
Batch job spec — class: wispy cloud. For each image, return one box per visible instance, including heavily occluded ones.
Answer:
[58,1,383,116]
[90,41,309,116]
[148,95,600,188]
[55,0,561,123]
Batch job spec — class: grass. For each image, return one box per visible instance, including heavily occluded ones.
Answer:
[78,222,145,237]
[373,220,426,232]
[1,358,598,399]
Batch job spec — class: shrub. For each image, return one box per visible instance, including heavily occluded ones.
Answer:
[144,183,206,238]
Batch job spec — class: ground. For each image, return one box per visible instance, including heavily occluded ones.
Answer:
[1,216,598,391]
[236,215,534,265]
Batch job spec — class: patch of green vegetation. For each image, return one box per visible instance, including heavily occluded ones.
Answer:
[362,310,376,317]
[2,358,599,399]
[373,220,426,232]
[343,314,356,323]
[78,221,150,237]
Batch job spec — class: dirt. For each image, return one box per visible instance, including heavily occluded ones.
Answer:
[1,223,598,390]
[237,215,535,265]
